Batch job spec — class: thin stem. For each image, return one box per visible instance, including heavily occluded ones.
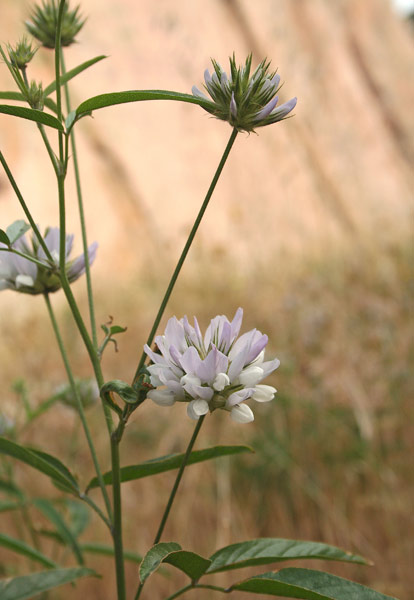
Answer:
[111,435,126,600]
[61,51,98,349]
[0,151,54,262]
[37,124,59,175]
[134,416,205,600]
[0,247,51,269]
[44,293,113,523]
[155,416,205,543]
[80,494,112,531]
[165,584,228,600]
[132,128,238,383]
[55,0,65,164]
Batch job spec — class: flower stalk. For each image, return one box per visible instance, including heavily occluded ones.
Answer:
[133,127,239,386]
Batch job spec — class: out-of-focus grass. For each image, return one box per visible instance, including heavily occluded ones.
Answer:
[0,235,412,599]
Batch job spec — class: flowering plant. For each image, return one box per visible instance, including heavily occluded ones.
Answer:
[0,1,397,600]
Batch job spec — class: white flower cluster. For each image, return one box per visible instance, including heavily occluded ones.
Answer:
[144,308,279,424]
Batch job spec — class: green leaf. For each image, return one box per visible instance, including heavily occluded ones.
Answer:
[6,220,30,244]
[0,438,79,494]
[163,550,211,580]
[109,325,127,335]
[0,479,25,500]
[139,542,181,584]
[0,500,23,513]
[87,445,253,489]
[44,55,107,96]
[0,105,63,130]
[76,90,214,117]
[207,539,369,574]
[0,567,96,600]
[0,230,10,245]
[80,542,142,564]
[63,498,91,538]
[0,532,57,568]
[100,380,137,405]
[0,92,58,114]
[33,499,84,565]
[231,568,398,599]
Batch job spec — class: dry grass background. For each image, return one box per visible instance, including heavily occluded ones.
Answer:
[0,0,413,599]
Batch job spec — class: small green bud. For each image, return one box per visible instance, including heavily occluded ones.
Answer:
[28,80,45,110]
[6,37,37,69]
[26,0,85,49]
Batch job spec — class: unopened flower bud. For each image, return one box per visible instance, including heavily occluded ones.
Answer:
[231,404,254,424]
[252,384,276,403]
[147,389,176,407]
[7,37,37,69]
[26,0,85,49]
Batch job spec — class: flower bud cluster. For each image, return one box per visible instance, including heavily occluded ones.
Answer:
[144,308,279,424]
[26,0,85,49]
[192,54,297,132]
[0,227,97,295]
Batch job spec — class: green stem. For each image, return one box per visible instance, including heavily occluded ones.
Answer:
[134,416,205,600]
[37,124,59,175]
[155,416,205,542]
[132,128,238,383]
[61,51,98,349]
[165,584,228,600]
[44,293,113,523]
[111,435,126,600]
[0,247,51,269]
[0,151,54,262]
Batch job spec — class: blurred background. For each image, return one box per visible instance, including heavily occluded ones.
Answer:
[0,0,413,598]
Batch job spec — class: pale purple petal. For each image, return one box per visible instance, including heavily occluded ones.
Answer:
[192,85,208,100]
[180,346,202,375]
[260,357,281,378]
[255,96,279,121]
[226,388,254,407]
[271,73,281,89]
[230,307,243,341]
[270,97,297,119]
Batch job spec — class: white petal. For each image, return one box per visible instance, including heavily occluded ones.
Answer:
[213,372,230,391]
[180,374,201,387]
[15,274,35,288]
[252,384,276,403]
[238,366,264,387]
[147,389,176,407]
[187,398,209,420]
[231,404,254,424]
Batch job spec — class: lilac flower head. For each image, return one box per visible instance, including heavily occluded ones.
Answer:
[0,226,97,295]
[192,54,297,132]
[144,308,280,424]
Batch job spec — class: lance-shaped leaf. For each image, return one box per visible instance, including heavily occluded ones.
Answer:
[139,542,181,584]
[231,568,398,599]
[0,105,63,130]
[76,90,214,117]
[0,92,58,115]
[44,55,107,96]
[207,538,369,574]
[33,499,84,565]
[0,567,96,600]
[0,500,24,513]
[87,445,253,490]
[0,438,79,495]
[0,533,57,568]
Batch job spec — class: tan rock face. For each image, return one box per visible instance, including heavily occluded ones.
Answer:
[1,0,412,284]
